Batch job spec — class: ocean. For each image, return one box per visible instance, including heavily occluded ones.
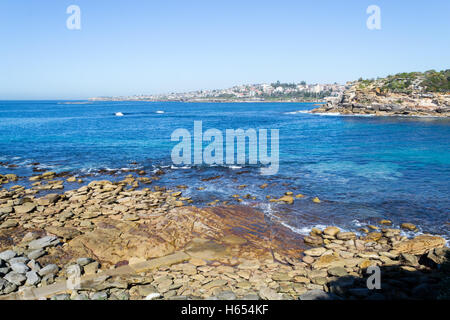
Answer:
[1,100,449,239]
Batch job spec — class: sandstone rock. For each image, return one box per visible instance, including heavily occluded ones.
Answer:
[83,261,100,275]
[38,264,59,276]
[393,235,446,255]
[400,223,418,231]
[0,206,13,214]
[36,194,60,206]
[327,267,348,277]
[91,292,108,300]
[14,202,36,214]
[216,290,237,300]
[0,219,18,229]
[25,270,41,286]
[76,257,94,266]
[259,286,283,300]
[363,232,382,242]
[303,247,326,257]
[271,272,292,281]
[426,247,450,265]
[0,250,17,260]
[28,235,60,250]
[45,226,81,241]
[312,197,321,203]
[4,174,18,181]
[400,253,419,266]
[277,195,294,205]
[4,272,27,286]
[304,235,323,246]
[336,232,356,240]
[313,255,344,269]
[323,226,340,237]
[10,262,29,274]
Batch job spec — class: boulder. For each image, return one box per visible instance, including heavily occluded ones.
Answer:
[312,254,344,269]
[259,286,283,300]
[336,232,356,240]
[303,247,326,257]
[400,223,418,231]
[45,226,81,241]
[393,235,446,255]
[304,235,323,246]
[36,194,60,206]
[323,226,340,237]
[28,235,60,250]
[277,195,294,205]
[13,202,36,214]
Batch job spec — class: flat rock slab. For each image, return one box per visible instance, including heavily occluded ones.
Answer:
[0,251,190,300]
[28,236,60,250]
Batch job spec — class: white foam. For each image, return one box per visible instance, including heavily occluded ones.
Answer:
[283,110,309,115]
[170,165,191,169]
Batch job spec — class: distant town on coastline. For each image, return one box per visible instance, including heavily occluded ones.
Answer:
[89,69,449,103]
[89,81,346,102]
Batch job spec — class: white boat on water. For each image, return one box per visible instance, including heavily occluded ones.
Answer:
[115,112,124,116]
[156,110,164,114]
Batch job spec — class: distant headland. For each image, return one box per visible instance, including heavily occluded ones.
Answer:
[310,69,450,117]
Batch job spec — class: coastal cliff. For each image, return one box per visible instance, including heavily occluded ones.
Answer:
[311,70,450,117]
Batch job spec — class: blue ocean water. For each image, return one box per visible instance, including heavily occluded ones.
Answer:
[1,100,449,238]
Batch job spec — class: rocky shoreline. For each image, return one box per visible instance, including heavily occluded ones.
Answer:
[0,171,449,300]
[310,78,450,117]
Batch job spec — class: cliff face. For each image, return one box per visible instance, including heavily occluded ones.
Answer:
[311,70,450,117]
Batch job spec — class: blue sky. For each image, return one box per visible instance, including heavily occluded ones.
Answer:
[0,0,449,99]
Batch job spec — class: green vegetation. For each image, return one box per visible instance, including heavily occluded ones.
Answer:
[422,69,450,92]
[358,69,450,94]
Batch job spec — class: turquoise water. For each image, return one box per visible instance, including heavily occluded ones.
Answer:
[1,101,449,238]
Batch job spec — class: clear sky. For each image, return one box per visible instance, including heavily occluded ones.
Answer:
[0,0,449,99]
